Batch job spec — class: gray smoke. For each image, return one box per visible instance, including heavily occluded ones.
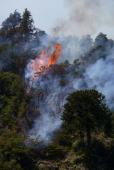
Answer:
[84,53,114,109]
[38,35,93,63]
[27,66,75,144]
[26,33,114,144]
[53,0,114,38]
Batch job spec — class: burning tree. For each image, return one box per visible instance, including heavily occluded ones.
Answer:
[25,43,62,83]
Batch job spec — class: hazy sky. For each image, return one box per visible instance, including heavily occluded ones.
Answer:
[0,0,67,33]
[0,0,114,38]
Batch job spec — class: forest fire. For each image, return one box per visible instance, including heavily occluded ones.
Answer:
[26,43,62,80]
[48,43,62,66]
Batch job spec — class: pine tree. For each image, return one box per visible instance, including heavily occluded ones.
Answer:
[2,10,21,30]
[20,8,34,40]
[0,10,21,41]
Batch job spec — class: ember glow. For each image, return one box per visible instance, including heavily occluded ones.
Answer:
[26,43,62,81]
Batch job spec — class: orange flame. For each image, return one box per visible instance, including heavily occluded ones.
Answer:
[48,43,62,66]
[28,43,62,80]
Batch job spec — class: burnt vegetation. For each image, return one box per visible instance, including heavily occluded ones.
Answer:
[0,10,114,170]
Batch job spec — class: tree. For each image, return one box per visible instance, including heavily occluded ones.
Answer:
[0,129,34,170]
[2,10,21,30]
[0,10,21,42]
[94,33,108,47]
[0,72,28,129]
[20,9,34,40]
[62,90,111,147]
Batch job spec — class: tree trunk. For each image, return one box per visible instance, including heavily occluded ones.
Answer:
[86,127,91,148]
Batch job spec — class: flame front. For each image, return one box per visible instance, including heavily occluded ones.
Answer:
[26,43,62,82]
[48,43,62,66]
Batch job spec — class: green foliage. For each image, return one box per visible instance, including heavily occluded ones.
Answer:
[0,160,22,170]
[0,9,114,170]
[72,140,85,153]
[53,130,73,147]
[1,10,21,30]
[0,9,46,74]
[10,53,29,75]
[42,144,66,160]
[0,10,21,43]
[0,44,10,54]
[62,89,112,147]
[20,9,34,39]
[0,72,28,129]
[0,129,34,170]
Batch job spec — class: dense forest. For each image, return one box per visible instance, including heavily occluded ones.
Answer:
[0,9,114,170]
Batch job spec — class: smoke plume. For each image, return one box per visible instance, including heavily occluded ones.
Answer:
[84,54,114,109]
[25,33,114,144]
[53,0,114,38]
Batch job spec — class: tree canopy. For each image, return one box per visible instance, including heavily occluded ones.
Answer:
[20,9,34,40]
[0,72,28,129]
[62,89,112,147]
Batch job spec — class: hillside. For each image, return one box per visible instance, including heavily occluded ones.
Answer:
[0,10,114,170]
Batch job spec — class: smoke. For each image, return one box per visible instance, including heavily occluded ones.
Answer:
[84,53,114,109]
[36,35,93,64]
[27,65,75,144]
[26,33,114,144]
[53,0,114,38]
[0,4,113,146]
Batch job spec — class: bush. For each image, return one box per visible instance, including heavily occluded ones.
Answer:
[42,144,66,160]
[0,129,34,170]
[72,140,85,152]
